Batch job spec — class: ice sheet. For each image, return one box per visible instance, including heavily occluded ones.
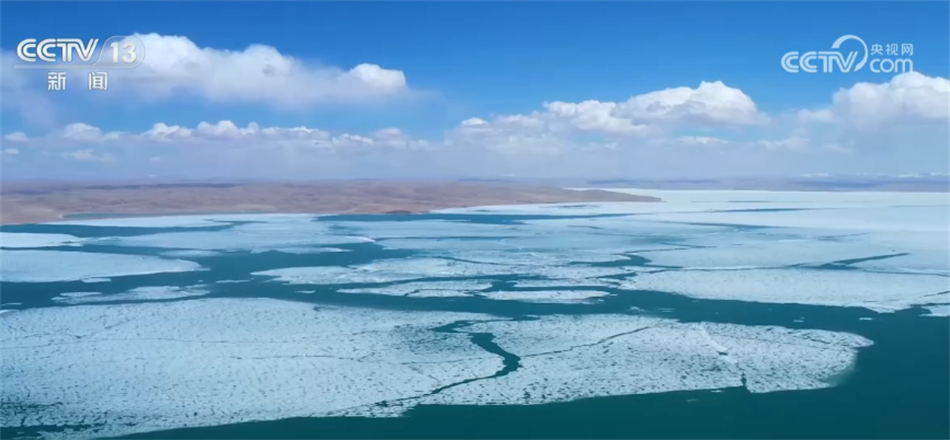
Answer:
[621,268,950,312]
[258,247,349,255]
[1,298,872,438]
[99,219,369,252]
[257,258,631,288]
[337,280,493,298]
[81,278,111,283]
[52,213,321,228]
[414,315,871,407]
[52,286,210,304]
[634,238,898,269]
[510,278,624,288]
[923,304,950,317]
[0,298,499,438]
[631,205,948,233]
[478,290,612,304]
[334,220,525,239]
[1,250,203,283]
[0,232,84,248]
[588,188,949,206]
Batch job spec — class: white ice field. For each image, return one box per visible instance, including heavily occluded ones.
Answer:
[2,298,872,438]
[1,189,948,438]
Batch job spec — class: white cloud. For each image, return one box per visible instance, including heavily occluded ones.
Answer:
[113,33,409,108]
[4,132,29,142]
[3,74,946,178]
[14,120,433,153]
[756,136,810,151]
[460,118,488,127]
[62,149,116,162]
[677,136,728,146]
[543,100,653,135]
[797,109,835,124]
[797,72,949,127]
[143,123,194,140]
[61,123,121,141]
[4,148,20,155]
[448,81,766,153]
[614,81,769,126]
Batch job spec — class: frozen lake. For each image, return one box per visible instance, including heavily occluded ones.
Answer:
[1,189,948,439]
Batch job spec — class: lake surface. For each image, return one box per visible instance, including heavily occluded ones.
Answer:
[1,189,948,439]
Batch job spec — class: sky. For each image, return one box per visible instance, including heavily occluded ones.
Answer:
[1,1,948,180]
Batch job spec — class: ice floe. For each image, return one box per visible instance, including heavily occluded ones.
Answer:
[633,238,898,269]
[256,257,630,289]
[0,232,84,248]
[0,298,500,438]
[52,286,210,304]
[411,315,872,407]
[52,213,320,228]
[253,247,349,255]
[56,292,102,299]
[53,215,229,228]
[98,219,368,252]
[337,280,493,298]
[510,278,623,288]
[590,188,948,206]
[632,205,948,233]
[162,249,223,258]
[81,277,112,283]
[621,268,950,313]
[0,298,873,438]
[922,304,950,317]
[335,219,525,239]
[1,250,203,283]
[255,258,512,286]
[478,290,611,304]
[449,250,630,265]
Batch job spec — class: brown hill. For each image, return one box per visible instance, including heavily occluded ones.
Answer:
[0,180,660,225]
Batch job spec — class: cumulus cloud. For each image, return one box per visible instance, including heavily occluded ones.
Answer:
[797,72,949,127]
[833,72,949,124]
[444,80,766,156]
[542,100,654,135]
[541,81,768,135]
[62,149,116,162]
[105,34,408,108]
[13,120,433,153]
[614,81,769,126]
[677,136,729,146]
[4,132,29,142]
[4,73,946,178]
[61,123,121,141]
[756,136,811,151]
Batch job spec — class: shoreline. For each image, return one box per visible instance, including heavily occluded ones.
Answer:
[0,181,661,226]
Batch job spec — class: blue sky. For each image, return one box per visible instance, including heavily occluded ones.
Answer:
[1,1,948,180]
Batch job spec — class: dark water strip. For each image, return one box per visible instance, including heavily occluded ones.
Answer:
[428,319,523,394]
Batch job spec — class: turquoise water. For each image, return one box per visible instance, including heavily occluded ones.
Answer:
[1,211,947,439]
